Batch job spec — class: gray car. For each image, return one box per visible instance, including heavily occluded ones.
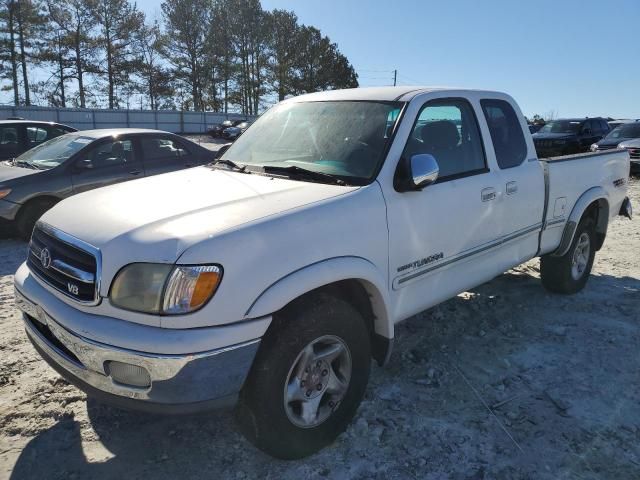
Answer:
[0,128,216,238]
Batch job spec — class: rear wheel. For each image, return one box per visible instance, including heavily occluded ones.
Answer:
[16,199,56,240]
[236,293,371,459]
[540,216,596,294]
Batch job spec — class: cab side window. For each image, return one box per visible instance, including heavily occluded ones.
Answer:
[403,99,486,179]
[481,99,527,169]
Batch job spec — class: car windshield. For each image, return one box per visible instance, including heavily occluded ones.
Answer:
[606,122,640,140]
[15,134,94,169]
[538,120,583,134]
[222,101,403,183]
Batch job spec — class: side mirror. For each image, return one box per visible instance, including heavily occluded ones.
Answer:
[395,154,439,192]
[215,143,233,159]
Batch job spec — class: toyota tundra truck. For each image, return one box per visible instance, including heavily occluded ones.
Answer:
[14,87,633,459]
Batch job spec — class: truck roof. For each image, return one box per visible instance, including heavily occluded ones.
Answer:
[286,86,507,103]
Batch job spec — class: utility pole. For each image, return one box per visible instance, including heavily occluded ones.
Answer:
[393,69,397,86]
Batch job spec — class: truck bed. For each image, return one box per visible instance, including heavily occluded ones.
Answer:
[538,149,630,255]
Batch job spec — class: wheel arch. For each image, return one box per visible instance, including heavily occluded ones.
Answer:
[554,187,609,256]
[245,256,393,365]
[17,194,62,215]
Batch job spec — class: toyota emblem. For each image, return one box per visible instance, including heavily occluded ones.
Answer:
[40,248,52,269]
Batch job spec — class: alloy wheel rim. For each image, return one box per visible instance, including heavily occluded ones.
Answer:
[571,232,591,280]
[283,335,352,429]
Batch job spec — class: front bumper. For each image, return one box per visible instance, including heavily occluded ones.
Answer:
[15,285,263,414]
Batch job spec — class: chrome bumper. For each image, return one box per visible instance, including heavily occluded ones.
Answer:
[16,288,260,412]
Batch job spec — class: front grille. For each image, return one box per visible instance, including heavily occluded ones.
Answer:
[27,224,99,303]
[628,148,640,159]
[597,145,617,151]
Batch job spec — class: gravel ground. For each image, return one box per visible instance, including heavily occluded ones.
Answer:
[0,179,638,480]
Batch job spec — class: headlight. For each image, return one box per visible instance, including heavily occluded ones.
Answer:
[617,144,626,149]
[0,188,12,200]
[590,144,598,152]
[110,263,222,314]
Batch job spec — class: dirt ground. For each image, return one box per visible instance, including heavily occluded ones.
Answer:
[0,178,638,480]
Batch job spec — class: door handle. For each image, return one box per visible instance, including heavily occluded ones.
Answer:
[481,187,497,202]
[128,170,142,176]
[506,181,518,195]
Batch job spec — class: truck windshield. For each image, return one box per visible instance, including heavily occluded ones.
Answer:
[15,134,95,170]
[606,122,640,139]
[222,101,403,184]
[538,120,582,134]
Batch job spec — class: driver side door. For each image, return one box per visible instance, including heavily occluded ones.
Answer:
[71,137,144,194]
[385,97,505,321]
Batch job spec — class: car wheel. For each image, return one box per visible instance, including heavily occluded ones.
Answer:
[16,199,56,240]
[540,216,596,294]
[236,292,371,459]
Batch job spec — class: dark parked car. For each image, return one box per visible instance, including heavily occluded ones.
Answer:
[528,124,543,134]
[222,121,252,140]
[532,117,609,157]
[0,128,216,237]
[0,120,76,161]
[207,119,245,137]
[591,122,640,152]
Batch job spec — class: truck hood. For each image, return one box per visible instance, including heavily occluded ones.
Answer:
[0,163,39,183]
[41,166,358,271]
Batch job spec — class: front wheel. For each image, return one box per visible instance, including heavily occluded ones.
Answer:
[16,199,56,240]
[236,293,371,459]
[540,216,596,294]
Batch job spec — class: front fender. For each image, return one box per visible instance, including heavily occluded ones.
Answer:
[245,256,393,339]
[554,186,609,256]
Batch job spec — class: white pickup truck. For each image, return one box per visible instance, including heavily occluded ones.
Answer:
[14,87,632,459]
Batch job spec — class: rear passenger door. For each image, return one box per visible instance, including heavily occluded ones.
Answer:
[140,135,196,176]
[71,137,144,194]
[480,99,545,263]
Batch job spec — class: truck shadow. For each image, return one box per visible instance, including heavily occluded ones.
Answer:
[8,267,640,479]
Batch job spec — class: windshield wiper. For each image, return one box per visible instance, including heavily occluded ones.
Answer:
[262,165,347,186]
[211,158,248,173]
[13,159,38,170]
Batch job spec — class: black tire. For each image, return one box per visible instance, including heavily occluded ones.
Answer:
[16,199,55,240]
[236,293,371,459]
[540,216,596,294]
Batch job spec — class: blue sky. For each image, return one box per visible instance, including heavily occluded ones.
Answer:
[138,0,640,118]
[13,0,640,118]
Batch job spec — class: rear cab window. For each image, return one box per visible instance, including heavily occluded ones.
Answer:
[480,99,528,169]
